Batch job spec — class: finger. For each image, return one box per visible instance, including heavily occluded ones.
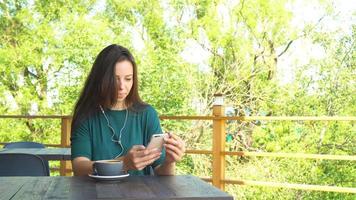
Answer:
[133,152,162,170]
[165,149,182,161]
[164,137,179,146]
[141,150,162,162]
[164,143,183,158]
[129,146,146,156]
[132,151,161,165]
[164,133,175,141]
[135,147,161,158]
[125,151,159,171]
[130,148,162,170]
[141,153,162,166]
[164,134,184,146]
[147,148,161,154]
[131,145,146,151]
[168,133,180,140]
[165,137,185,151]
[166,148,179,158]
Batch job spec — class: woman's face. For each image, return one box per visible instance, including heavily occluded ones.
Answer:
[114,60,133,107]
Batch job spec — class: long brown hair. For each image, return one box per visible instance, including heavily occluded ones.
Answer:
[71,44,145,133]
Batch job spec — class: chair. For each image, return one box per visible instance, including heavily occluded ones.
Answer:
[0,153,50,176]
[4,141,50,175]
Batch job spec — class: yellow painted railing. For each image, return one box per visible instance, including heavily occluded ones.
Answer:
[0,108,355,194]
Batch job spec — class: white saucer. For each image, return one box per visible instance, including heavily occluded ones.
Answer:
[88,173,129,181]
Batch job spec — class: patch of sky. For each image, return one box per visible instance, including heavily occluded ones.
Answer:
[277,0,354,86]
[216,3,230,32]
[161,0,179,28]
[87,0,106,18]
[46,60,82,107]
[29,102,38,115]
[4,91,18,111]
[180,38,211,73]
[55,60,82,87]
[131,12,147,52]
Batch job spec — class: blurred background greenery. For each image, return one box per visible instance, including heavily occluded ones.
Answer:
[0,0,355,199]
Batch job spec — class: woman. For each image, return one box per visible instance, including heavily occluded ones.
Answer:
[71,44,185,176]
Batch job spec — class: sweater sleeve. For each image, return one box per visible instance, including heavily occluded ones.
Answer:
[145,106,165,168]
[70,119,92,160]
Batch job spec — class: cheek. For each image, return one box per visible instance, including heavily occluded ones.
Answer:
[127,82,133,90]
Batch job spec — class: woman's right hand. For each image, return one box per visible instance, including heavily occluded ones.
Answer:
[123,145,161,171]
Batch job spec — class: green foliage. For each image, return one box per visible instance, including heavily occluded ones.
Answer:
[0,0,355,199]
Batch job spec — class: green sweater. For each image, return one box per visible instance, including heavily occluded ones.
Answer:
[71,105,165,175]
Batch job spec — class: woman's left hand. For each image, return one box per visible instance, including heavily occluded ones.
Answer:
[163,133,185,164]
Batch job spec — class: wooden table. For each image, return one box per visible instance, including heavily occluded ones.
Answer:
[0,175,233,200]
[0,148,71,160]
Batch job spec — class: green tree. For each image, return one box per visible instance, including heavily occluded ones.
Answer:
[0,0,354,199]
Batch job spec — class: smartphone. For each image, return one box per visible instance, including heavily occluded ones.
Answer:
[147,133,167,150]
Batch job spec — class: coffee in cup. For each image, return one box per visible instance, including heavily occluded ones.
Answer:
[93,160,125,176]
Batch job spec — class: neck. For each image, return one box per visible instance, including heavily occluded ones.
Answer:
[111,102,126,110]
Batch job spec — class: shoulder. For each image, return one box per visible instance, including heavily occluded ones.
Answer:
[72,112,101,133]
[143,104,158,114]
[129,105,161,124]
[131,103,158,115]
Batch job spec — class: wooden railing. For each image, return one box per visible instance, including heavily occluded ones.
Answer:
[0,106,355,194]
[0,115,72,176]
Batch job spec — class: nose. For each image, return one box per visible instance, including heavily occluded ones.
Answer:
[117,79,124,90]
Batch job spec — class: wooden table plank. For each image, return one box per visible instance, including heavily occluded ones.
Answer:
[141,176,174,197]
[68,176,97,199]
[10,177,52,200]
[150,175,231,200]
[44,176,70,199]
[100,176,157,199]
[0,176,233,200]
[0,177,27,200]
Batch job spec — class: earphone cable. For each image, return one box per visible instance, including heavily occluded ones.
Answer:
[99,105,127,158]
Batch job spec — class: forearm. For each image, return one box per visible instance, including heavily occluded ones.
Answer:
[154,162,175,175]
[72,159,94,176]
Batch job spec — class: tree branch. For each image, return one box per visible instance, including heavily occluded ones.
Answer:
[277,40,293,57]
[278,15,327,58]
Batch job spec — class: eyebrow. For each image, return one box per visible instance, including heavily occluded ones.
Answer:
[116,74,133,78]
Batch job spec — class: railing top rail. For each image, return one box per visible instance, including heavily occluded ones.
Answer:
[160,116,356,121]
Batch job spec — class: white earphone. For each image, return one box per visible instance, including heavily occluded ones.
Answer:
[99,105,128,158]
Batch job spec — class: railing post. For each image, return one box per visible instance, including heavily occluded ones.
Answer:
[60,117,72,176]
[212,94,226,190]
